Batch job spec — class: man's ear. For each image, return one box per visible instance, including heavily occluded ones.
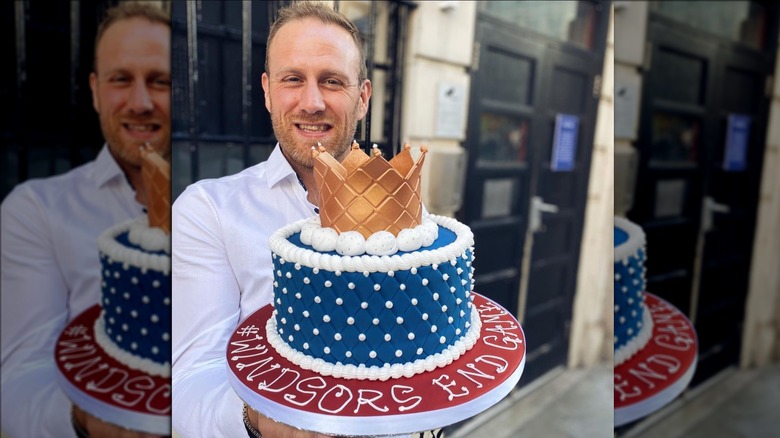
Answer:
[358,79,372,120]
[89,72,100,113]
[261,72,272,113]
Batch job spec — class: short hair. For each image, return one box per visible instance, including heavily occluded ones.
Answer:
[94,2,170,71]
[266,1,367,82]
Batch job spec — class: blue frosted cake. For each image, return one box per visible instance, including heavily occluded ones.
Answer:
[265,143,480,381]
[614,217,652,366]
[94,217,171,377]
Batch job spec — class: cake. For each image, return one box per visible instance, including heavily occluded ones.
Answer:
[614,216,653,366]
[266,143,480,381]
[92,145,172,377]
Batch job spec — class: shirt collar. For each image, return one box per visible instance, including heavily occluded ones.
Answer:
[265,143,300,189]
[91,144,127,188]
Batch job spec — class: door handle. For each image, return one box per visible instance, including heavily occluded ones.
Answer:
[701,196,730,233]
[530,196,559,233]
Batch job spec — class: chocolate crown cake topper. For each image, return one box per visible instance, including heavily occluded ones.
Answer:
[140,142,171,235]
[312,140,427,238]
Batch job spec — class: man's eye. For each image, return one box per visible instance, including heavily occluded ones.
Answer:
[111,76,129,83]
[153,78,172,87]
[283,77,302,83]
[323,79,343,88]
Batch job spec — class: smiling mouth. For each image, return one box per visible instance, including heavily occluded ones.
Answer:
[124,123,160,133]
[296,123,331,133]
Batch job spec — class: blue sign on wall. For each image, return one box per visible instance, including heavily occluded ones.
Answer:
[551,114,579,172]
[723,114,751,172]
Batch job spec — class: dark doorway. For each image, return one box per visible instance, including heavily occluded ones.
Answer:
[460,1,609,385]
[629,3,778,386]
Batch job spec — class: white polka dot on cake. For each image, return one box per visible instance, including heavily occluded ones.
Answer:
[295,292,301,299]
[303,343,309,350]
[314,296,321,303]
[374,284,381,291]
[131,277,139,285]
[334,333,342,341]
[396,316,404,324]
[323,315,331,323]
[400,284,406,291]
[348,282,355,289]
[123,292,130,299]
[288,335,294,342]
[385,301,393,309]
[359,333,366,341]
[384,334,391,341]
[324,280,332,287]
[411,298,417,305]
[164,297,170,306]
[140,328,148,335]
[440,336,446,344]
[142,296,150,304]
[369,351,377,358]
[361,302,368,309]
[324,347,331,354]
[373,318,379,325]
[162,333,170,341]
[131,342,137,350]
[281,317,287,324]
[313,328,319,335]
[432,293,439,300]
[347,317,355,325]
[294,263,301,270]
[287,307,293,313]
[303,310,310,318]
[336,298,343,305]
[115,306,122,314]
[285,272,292,279]
[408,333,415,340]
[345,351,352,358]
[442,274,449,281]
[294,324,300,331]
[422,278,429,286]
[416,347,423,355]
[422,313,428,320]
[442,305,448,312]
[411,267,417,274]
[303,277,310,284]
[431,325,438,333]
[395,350,403,357]
[122,323,129,331]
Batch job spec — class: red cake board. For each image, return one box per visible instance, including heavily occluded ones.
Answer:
[54,305,171,435]
[614,293,698,427]
[227,292,525,437]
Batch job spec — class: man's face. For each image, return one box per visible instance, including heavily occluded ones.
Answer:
[90,17,171,168]
[262,18,371,168]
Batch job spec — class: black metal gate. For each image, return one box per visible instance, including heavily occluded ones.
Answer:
[2,0,120,200]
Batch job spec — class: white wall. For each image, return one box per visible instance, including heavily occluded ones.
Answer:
[569,4,616,367]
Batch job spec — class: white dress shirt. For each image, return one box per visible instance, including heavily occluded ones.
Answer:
[172,145,318,437]
[1,145,145,438]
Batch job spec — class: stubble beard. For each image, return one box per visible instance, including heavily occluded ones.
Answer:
[271,101,361,169]
[101,112,171,170]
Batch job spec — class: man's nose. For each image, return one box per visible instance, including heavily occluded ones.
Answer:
[300,82,326,114]
[128,81,154,113]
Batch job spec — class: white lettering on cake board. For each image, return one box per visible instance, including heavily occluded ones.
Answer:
[57,326,172,413]
[616,300,695,402]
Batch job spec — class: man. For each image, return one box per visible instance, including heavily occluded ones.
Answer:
[1,3,171,437]
[171,3,372,437]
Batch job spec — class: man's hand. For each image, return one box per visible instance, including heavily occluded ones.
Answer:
[246,404,336,438]
[72,404,164,438]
